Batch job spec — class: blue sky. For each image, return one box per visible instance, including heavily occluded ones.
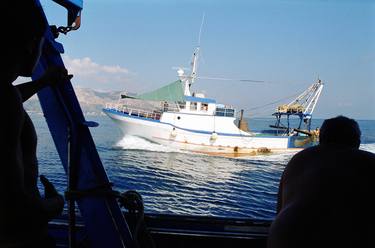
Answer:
[41,0,374,120]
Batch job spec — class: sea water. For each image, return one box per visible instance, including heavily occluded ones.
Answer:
[32,113,375,220]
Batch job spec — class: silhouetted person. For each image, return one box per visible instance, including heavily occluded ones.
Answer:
[0,1,71,247]
[268,116,375,248]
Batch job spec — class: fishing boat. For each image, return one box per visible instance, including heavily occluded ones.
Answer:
[103,46,323,156]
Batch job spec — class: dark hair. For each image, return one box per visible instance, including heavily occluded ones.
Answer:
[319,116,361,149]
[3,1,46,49]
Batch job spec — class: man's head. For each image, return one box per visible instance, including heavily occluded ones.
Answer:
[319,116,361,149]
[3,1,47,78]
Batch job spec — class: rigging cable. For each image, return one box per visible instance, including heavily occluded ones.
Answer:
[243,92,302,117]
[244,92,301,112]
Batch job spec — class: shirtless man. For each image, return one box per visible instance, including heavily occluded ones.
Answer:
[268,116,375,248]
[0,1,70,246]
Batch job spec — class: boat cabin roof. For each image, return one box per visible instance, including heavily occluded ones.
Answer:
[185,96,216,104]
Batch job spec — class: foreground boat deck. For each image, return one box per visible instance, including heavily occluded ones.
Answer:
[49,212,271,247]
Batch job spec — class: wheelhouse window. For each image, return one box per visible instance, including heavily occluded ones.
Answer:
[190,102,197,111]
[177,101,185,109]
[215,107,235,117]
[201,103,208,111]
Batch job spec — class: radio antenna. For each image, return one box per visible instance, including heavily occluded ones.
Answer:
[198,12,205,46]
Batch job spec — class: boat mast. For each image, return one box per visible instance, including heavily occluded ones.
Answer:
[190,46,200,86]
[191,13,205,85]
[179,45,199,97]
[182,14,205,96]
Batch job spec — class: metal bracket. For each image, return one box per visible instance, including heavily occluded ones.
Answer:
[56,12,81,36]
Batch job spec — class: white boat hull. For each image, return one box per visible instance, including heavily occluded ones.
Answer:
[103,109,313,156]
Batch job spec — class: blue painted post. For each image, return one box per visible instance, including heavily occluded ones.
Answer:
[33,1,134,247]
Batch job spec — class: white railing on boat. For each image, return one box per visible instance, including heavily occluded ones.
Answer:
[105,103,163,120]
[105,101,237,119]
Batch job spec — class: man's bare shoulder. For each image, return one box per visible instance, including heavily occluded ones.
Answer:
[285,146,320,169]
[357,149,375,158]
[293,146,321,158]
[355,149,375,170]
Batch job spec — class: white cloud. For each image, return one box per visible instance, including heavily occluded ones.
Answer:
[62,55,135,91]
[63,55,129,75]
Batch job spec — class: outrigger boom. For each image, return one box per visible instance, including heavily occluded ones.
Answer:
[272,79,324,135]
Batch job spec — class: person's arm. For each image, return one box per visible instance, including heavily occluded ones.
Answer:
[16,78,45,102]
[16,66,72,102]
[1,88,48,226]
[2,88,63,224]
[18,175,64,223]
[2,87,26,193]
[39,175,64,220]
[276,171,285,214]
[275,155,297,213]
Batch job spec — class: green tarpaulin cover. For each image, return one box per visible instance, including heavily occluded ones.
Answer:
[137,80,185,102]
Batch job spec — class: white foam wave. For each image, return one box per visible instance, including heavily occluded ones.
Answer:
[241,143,375,161]
[360,143,375,153]
[115,135,182,153]
[238,150,296,163]
[116,136,375,158]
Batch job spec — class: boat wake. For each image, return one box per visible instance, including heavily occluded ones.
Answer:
[115,135,183,153]
[242,143,375,161]
[114,134,375,160]
[240,150,297,161]
[114,135,298,160]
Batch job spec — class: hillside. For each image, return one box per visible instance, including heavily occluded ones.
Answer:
[24,87,122,115]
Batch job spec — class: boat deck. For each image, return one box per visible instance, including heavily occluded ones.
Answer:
[49,212,271,247]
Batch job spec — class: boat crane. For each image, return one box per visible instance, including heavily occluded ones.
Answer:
[271,79,324,135]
